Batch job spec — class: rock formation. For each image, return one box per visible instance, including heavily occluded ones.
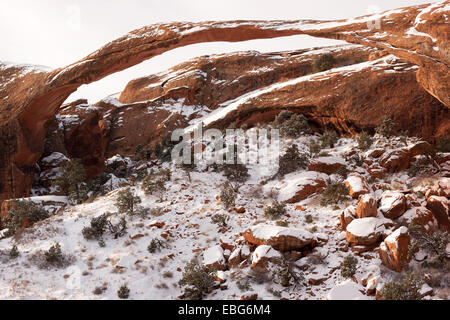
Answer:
[0,1,449,202]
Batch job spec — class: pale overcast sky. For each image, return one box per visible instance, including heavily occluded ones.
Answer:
[0,0,434,102]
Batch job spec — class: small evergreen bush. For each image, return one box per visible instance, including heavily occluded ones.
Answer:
[312,53,336,73]
[278,145,309,176]
[264,201,286,220]
[179,259,217,300]
[340,255,358,278]
[320,182,350,206]
[220,181,236,209]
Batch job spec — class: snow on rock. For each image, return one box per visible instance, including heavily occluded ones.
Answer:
[356,194,378,218]
[327,280,368,300]
[339,205,356,229]
[426,195,450,231]
[243,225,315,252]
[398,207,436,231]
[251,245,282,272]
[307,156,346,175]
[345,175,371,199]
[273,171,327,203]
[379,226,411,272]
[379,148,411,173]
[203,245,227,271]
[379,191,407,219]
[346,217,385,246]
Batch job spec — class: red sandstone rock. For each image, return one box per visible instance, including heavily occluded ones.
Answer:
[345,175,371,199]
[356,194,378,219]
[379,227,411,272]
[379,148,411,173]
[379,191,407,219]
[307,157,346,175]
[426,195,450,231]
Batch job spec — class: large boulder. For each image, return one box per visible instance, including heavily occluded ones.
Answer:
[307,157,346,175]
[398,207,437,232]
[356,194,378,218]
[345,175,371,199]
[379,191,407,219]
[346,217,385,246]
[243,225,315,252]
[379,227,411,272]
[426,196,450,231]
[379,148,410,173]
[276,172,327,203]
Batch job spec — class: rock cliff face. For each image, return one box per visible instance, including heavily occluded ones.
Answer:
[0,1,449,201]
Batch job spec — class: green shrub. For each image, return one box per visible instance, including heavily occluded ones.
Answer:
[340,255,358,278]
[408,223,449,267]
[53,158,88,204]
[357,131,374,151]
[220,181,236,209]
[82,213,108,243]
[375,116,398,137]
[9,245,19,259]
[117,284,130,299]
[222,156,250,185]
[5,200,49,236]
[320,130,338,148]
[211,214,229,228]
[142,172,169,199]
[149,207,165,217]
[275,220,289,227]
[305,214,314,224]
[272,258,302,287]
[379,273,423,300]
[264,201,286,220]
[44,243,64,266]
[179,259,217,300]
[308,139,323,157]
[320,182,350,206]
[273,111,311,138]
[115,188,142,215]
[312,53,336,73]
[278,145,309,176]
[147,238,167,253]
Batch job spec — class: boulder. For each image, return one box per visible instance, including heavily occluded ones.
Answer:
[368,166,386,179]
[276,172,327,203]
[379,227,411,272]
[398,207,437,232]
[251,245,282,272]
[203,245,227,271]
[366,149,385,159]
[327,280,368,300]
[379,148,410,173]
[339,205,356,229]
[379,191,407,219]
[345,175,371,199]
[346,217,385,246]
[426,196,450,231]
[307,157,346,175]
[356,194,378,218]
[228,245,251,269]
[243,225,315,252]
[407,141,432,157]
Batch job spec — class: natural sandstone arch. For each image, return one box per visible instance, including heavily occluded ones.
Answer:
[0,1,448,201]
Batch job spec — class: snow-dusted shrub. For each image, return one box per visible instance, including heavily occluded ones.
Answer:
[117,284,130,299]
[308,138,323,157]
[357,131,374,151]
[179,259,217,300]
[53,158,88,204]
[278,145,309,176]
[305,214,314,224]
[107,217,127,239]
[273,110,311,138]
[9,245,19,259]
[220,181,236,209]
[375,116,398,137]
[147,238,167,253]
[4,200,49,236]
[340,255,358,278]
[82,213,108,243]
[408,222,449,268]
[264,200,286,220]
[211,214,229,228]
[222,162,249,185]
[44,243,63,265]
[312,53,336,73]
[273,257,303,287]
[115,188,142,215]
[320,181,350,206]
[142,172,169,200]
[275,220,289,227]
[379,273,423,300]
[346,154,364,168]
[319,130,338,148]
